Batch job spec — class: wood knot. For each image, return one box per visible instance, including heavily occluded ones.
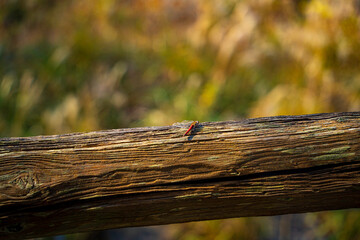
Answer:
[9,170,38,190]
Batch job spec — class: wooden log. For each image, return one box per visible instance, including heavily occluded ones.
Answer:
[0,112,359,239]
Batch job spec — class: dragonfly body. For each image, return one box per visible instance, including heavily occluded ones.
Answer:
[183,121,199,136]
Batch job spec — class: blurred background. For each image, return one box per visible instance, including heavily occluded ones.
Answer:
[1,0,359,239]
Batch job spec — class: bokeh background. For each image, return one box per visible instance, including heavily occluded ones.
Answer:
[1,0,359,239]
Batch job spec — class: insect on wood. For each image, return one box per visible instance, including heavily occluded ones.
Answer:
[183,121,199,136]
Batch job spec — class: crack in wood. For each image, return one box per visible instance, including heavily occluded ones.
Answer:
[149,160,360,187]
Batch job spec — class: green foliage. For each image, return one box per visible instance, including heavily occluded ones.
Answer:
[1,0,359,239]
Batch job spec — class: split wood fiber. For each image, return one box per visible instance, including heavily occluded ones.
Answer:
[0,112,359,239]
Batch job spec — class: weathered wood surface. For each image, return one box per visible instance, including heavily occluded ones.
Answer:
[0,112,359,239]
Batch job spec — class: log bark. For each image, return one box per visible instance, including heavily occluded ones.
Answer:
[0,112,359,239]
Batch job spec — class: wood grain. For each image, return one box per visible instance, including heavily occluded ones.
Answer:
[0,112,359,239]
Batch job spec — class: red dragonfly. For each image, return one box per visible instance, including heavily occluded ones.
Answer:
[183,121,199,136]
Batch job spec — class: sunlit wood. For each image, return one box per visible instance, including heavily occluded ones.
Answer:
[0,112,359,239]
